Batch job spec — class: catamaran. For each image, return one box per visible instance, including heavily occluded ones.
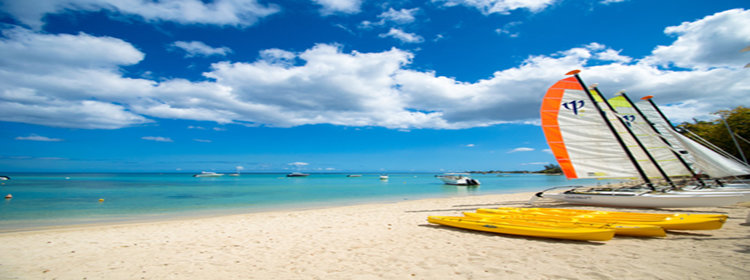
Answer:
[533,70,748,208]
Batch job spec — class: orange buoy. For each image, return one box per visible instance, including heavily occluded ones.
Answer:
[99,198,104,202]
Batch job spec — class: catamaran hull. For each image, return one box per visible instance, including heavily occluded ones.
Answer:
[541,192,746,208]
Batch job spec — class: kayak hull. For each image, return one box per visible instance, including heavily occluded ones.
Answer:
[477,208,726,230]
[463,212,666,237]
[427,216,615,241]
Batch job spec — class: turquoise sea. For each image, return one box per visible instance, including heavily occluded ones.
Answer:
[0,173,611,231]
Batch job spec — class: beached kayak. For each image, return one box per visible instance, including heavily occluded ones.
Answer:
[463,212,666,237]
[476,208,726,230]
[427,216,615,241]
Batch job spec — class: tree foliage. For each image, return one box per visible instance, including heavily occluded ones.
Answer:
[538,164,562,174]
[676,106,750,163]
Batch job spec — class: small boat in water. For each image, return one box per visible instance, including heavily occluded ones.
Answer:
[287,172,310,177]
[193,171,224,178]
[436,173,480,186]
[379,175,389,180]
[347,174,362,177]
[0,176,9,181]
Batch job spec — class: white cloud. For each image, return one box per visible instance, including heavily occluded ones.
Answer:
[600,0,627,4]
[379,28,424,43]
[15,134,63,142]
[508,147,534,153]
[193,139,212,143]
[288,162,309,167]
[435,0,557,15]
[171,41,232,57]
[1,0,280,29]
[378,8,419,25]
[495,21,521,37]
[313,0,362,15]
[142,136,173,142]
[465,144,475,147]
[1,9,748,131]
[645,9,750,70]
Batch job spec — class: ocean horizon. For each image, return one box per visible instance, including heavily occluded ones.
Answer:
[0,172,616,231]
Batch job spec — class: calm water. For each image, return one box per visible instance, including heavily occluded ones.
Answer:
[0,173,610,231]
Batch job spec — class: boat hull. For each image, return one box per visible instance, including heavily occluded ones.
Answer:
[541,191,746,208]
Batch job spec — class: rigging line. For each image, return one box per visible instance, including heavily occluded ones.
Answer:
[734,132,750,145]
[683,129,749,167]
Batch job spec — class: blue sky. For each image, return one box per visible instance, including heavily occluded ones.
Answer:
[0,0,748,173]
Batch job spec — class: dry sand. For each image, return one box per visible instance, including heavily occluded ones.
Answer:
[1,192,749,279]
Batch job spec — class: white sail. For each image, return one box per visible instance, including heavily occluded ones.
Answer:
[589,92,665,180]
[636,100,750,178]
[608,95,692,178]
[541,76,642,179]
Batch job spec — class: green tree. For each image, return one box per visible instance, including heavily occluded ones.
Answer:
[539,164,562,174]
[676,106,750,163]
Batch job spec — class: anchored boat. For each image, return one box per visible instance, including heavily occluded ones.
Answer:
[436,173,480,186]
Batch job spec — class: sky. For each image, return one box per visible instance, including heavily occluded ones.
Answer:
[0,0,748,173]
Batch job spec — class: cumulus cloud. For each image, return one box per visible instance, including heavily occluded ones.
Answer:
[171,41,232,57]
[313,0,362,15]
[141,136,173,142]
[15,134,63,142]
[644,9,750,70]
[0,9,748,131]
[508,147,534,153]
[288,162,309,167]
[1,0,280,29]
[435,0,557,15]
[379,8,419,24]
[379,28,424,43]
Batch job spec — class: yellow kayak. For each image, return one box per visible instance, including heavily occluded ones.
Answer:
[463,212,666,237]
[477,208,726,230]
[427,216,615,241]
[495,207,727,221]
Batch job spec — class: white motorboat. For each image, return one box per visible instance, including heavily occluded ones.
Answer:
[193,171,224,177]
[436,173,480,186]
[379,175,389,180]
[286,172,309,177]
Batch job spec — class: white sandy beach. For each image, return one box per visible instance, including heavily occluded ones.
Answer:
[1,192,749,279]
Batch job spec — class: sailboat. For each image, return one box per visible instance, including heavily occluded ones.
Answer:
[534,70,748,208]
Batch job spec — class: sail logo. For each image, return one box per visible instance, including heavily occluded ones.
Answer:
[621,115,636,127]
[562,100,585,115]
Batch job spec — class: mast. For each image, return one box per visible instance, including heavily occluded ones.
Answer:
[567,70,655,190]
[718,114,748,164]
[592,87,675,188]
[619,92,705,187]
[642,96,712,186]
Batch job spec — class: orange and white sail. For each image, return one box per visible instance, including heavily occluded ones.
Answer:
[541,75,641,179]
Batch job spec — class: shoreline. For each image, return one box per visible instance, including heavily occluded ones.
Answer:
[2,192,750,279]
